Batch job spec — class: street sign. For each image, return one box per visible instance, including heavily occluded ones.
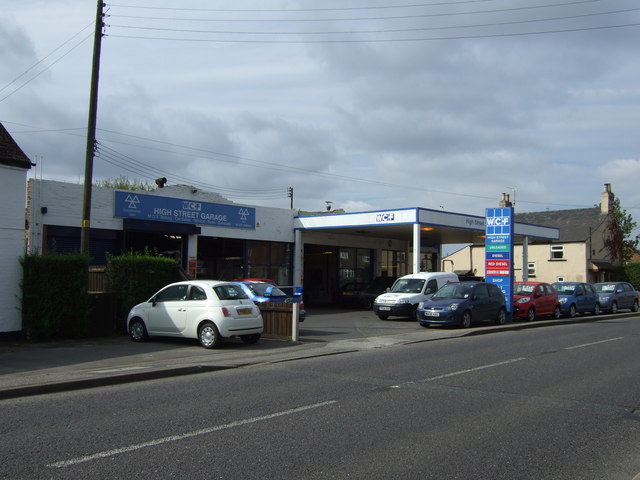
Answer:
[485,207,514,317]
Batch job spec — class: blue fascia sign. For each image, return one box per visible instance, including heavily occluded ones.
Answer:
[485,207,514,316]
[114,191,255,229]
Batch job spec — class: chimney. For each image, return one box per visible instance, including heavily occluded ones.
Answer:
[600,183,613,214]
[499,193,512,207]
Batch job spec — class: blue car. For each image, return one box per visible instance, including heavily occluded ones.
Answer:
[551,282,600,318]
[235,280,306,322]
[593,281,639,313]
[417,282,507,328]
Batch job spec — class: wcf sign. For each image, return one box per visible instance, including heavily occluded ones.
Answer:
[376,213,395,223]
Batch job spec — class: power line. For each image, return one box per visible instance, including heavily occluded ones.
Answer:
[0,27,94,103]
[107,7,640,37]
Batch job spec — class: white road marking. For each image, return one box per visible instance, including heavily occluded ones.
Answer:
[564,337,624,350]
[48,400,337,468]
[420,357,527,383]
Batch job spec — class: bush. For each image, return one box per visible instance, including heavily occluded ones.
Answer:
[20,253,90,340]
[616,262,640,288]
[106,251,179,326]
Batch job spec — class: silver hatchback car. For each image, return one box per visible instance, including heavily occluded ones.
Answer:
[127,280,263,348]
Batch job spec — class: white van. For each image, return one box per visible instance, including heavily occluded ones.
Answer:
[373,272,459,320]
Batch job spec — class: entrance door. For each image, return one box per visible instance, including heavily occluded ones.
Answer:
[303,244,338,306]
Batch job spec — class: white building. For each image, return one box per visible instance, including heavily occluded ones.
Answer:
[0,123,33,336]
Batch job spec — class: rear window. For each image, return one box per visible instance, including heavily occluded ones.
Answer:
[213,284,250,300]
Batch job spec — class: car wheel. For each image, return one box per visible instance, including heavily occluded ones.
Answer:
[495,308,507,325]
[610,301,618,314]
[364,299,373,310]
[198,321,221,349]
[129,318,148,342]
[552,305,561,320]
[632,300,639,312]
[526,307,536,322]
[460,311,472,328]
[593,303,601,316]
[241,333,261,345]
[377,315,389,320]
[568,304,577,318]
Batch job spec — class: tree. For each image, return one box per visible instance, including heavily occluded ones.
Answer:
[604,196,638,264]
[94,175,155,191]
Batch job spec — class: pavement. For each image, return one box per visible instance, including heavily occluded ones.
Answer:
[0,310,630,400]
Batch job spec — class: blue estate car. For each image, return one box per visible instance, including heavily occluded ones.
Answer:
[551,282,600,318]
[235,280,306,322]
[593,281,639,313]
[417,282,507,328]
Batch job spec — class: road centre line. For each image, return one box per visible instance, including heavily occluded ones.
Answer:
[564,337,624,350]
[419,357,527,383]
[47,400,337,469]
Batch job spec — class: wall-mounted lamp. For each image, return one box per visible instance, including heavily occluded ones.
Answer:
[40,207,48,214]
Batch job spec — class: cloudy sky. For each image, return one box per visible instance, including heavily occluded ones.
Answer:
[2,0,639,232]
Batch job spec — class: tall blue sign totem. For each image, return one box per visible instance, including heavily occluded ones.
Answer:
[485,207,514,319]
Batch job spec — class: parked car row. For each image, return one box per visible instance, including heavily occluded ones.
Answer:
[370,273,639,329]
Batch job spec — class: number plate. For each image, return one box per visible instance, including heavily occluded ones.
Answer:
[379,306,391,311]
[237,308,253,316]
[424,310,439,317]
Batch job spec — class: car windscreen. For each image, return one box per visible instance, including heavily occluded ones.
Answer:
[214,284,250,300]
[432,283,473,300]
[514,284,535,294]
[390,279,425,294]
[553,284,575,295]
[594,284,615,293]
[246,282,286,296]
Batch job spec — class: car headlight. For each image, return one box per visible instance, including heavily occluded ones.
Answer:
[397,298,410,304]
[559,297,567,304]
[600,295,610,302]
[445,303,459,311]
[517,297,531,304]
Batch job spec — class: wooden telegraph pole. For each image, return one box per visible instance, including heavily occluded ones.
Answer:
[80,0,105,254]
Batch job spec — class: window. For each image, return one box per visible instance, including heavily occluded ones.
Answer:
[154,284,188,302]
[189,286,207,301]
[425,279,438,294]
[550,245,565,260]
[527,262,536,278]
[214,284,248,300]
[556,276,565,282]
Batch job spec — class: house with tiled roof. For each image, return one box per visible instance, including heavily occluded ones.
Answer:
[0,122,34,336]
[444,184,617,284]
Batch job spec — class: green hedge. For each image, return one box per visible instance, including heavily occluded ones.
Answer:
[614,262,640,288]
[20,253,90,340]
[106,252,179,326]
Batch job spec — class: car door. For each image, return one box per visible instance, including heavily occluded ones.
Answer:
[471,284,492,321]
[579,284,597,312]
[620,283,635,310]
[146,284,189,334]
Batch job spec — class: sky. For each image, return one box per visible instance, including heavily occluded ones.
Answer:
[1,0,640,235]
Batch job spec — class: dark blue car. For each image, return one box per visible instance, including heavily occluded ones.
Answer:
[417,282,507,328]
[552,282,600,317]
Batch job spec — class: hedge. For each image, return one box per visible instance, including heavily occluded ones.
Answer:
[20,253,90,340]
[106,251,179,326]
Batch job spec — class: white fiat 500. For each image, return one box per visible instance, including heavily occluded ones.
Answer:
[127,280,263,349]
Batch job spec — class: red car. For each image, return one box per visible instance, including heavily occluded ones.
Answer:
[513,281,561,321]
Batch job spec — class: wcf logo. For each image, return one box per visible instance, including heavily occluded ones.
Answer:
[376,213,395,222]
[486,216,509,227]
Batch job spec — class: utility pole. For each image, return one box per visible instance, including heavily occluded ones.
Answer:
[80,0,105,254]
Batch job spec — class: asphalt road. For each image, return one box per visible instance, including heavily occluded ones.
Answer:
[2,314,640,479]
